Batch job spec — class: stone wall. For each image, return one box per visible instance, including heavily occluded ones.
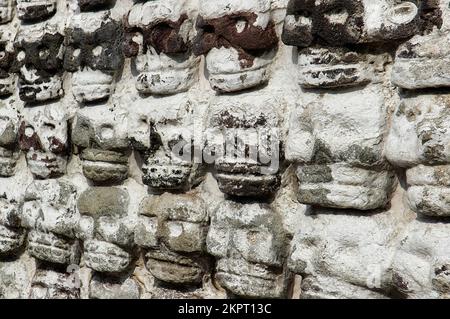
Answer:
[0,0,448,299]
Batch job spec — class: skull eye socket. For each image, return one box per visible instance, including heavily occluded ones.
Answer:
[324,6,349,25]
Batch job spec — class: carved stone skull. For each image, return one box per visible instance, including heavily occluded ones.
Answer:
[205,93,281,198]
[19,104,69,179]
[124,0,200,95]
[129,97,202,191]
[0,103,20,177]
[0,0,14,24]
[193,0,279,92]
[64,11,124,103]
[0,28,17,97]
[135,192,210,286]
[288,208,402,299]
[21,179,80,266]
[386,27,450,216]
[72,105,130,184]
[207,200,291,298]
[13,22,65,103]
[391,219,450,299]
[0,179,25,256]
[16,0,57,21]
[77,187,135,274]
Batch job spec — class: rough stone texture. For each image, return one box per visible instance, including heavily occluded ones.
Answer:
[1,0,450,300]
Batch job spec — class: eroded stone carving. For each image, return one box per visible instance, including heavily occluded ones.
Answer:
[0,27,17,97]
[135,192,210,287]
[78,0,114,12]
[205,93,281,198]
[390,219,450,299]
[77,186,138,298]
[282,0,420,210]
[64,11,124,103]
[288,207,404,299]
[21,179,80,266]
[72,105,130,184]
[13,22,65,103]
[77,187,134,274]
[19,103,69,179]
[207,200,291,298]
[124,0,199,95]
[29,266,80,299]
[0,103,20,177]
[194,0,279,92]
[0,0,14,24]
[129,96,202,191]
[386,12,450,216]
[17,0,57,21]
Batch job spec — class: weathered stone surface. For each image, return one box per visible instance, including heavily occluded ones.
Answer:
[65,11,123,103]
[0,102,20,177]
[0,0,450,300]
[22,179,80,265]
[136,192,210,286]
[207,200,291,298]
[0,0,14,24]
[77,187,134,274]
[391,218,450,299]
[0,177,25,257]
[194,0,280,92]
[206,92,282,198]
[19,102,69,179]
[13,20,65,103]
[89,274,140,299]
[72,104,130,184]
[17,0,57,21]
[124,0,199,95]
[288,205,407,299]
[129,94,203,191]
[30,267,79,299]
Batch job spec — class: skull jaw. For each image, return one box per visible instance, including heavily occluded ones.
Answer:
[215,171,281,197]
[72,70,114,103]
[145,249,206,286]
[27,230,79,265]
[298,48,372,89]
[16,1,57,21]
[296,164,396,211]
[215,258,287,298]
[300,275,389,299]
[135,69,197,95]
[0,224,26,256]
[142,163,194,191]
[205,47,275,93]
[26,151,67,179]
[18,76,63,103]
[84,240,132,274]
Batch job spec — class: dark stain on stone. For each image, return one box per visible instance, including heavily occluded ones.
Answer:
[193,12,278,69]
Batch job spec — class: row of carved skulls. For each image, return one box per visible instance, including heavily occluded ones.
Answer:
[0,173,294,298]
[0,0,289,104]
